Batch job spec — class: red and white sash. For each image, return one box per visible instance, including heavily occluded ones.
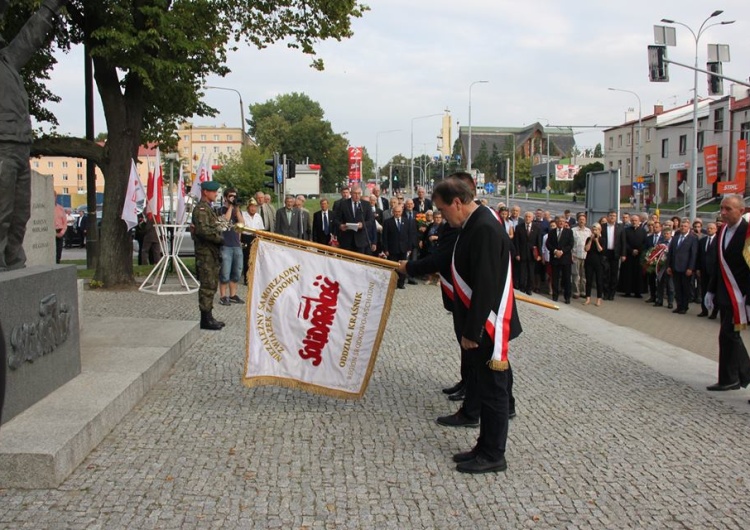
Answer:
[718,224,748,330]
[451,253,514,370]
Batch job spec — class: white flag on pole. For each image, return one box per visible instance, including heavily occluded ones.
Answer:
[190,154,209,199]
[176,164,187,224]
[244,239,397,399]
[121,159,146,230]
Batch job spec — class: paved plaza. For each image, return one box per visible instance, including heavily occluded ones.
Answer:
[0,280,749,529]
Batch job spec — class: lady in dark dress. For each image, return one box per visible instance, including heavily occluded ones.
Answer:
[584,223,605,306]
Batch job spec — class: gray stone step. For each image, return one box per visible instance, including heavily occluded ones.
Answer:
[0,316,199,488]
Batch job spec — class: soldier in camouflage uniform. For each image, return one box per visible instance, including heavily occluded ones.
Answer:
[192,180,225,330]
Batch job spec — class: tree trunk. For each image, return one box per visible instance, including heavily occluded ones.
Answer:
[91,57,145,288]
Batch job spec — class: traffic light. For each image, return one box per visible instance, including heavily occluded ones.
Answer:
[286,156,296,179]
[707,61,723,96]
[264,153,279,190]
[647,45,669,82]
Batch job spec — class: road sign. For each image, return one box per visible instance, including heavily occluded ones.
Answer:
[632,182,645,190]
[484,183,495,194]
[276,163,283,184]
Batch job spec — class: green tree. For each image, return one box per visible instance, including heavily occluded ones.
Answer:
[593,143,603,158]
[514,158,532,188]
[212,146,270,201]
[489,143,501,181]
[474,141,489,177]
[573,161,604,192]
[16,0,367,287]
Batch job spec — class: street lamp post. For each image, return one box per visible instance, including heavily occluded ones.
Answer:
[467,80,489,174]
[205,85,246,145]
[660,11,734,220]
[608,88,642,209]
[410,113,442,195]
[375,129,402,191]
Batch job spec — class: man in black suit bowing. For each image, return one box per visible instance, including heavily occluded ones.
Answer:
[600,210,625,300]
[312,198,333,245]
[667,218,698,314]
[382,204,413,289]
[705,194,750,393]
[337,186,374,254]
[514,211,541,295]
[696,222,719,317]
[545,216,574,303]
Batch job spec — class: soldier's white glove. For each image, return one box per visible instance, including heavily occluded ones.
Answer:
[704,292,714,313]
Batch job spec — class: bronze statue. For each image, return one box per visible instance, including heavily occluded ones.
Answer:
[0,0,67,271]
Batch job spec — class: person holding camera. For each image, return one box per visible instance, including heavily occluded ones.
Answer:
[583,223,605,306]
[218,188,245,306]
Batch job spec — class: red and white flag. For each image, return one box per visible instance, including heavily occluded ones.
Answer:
[176,164,188,224]
[121,159,147,230]
[190,154,210,199]
[146,148,164,223]
[244,238,397,399]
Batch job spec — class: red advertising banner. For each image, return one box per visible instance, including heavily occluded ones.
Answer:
[348,146,363,187]
[703,144,718,184]
[717,139,748,194]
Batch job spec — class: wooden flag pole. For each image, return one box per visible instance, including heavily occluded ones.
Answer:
[515,293,559,310]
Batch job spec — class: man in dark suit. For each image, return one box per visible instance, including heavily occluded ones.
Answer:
[274,195,301,238]
[545,216,574,303]
[372,185,389,211]
[337,186,374,254]
[600,210,625,300]
[667,218,698,314]
[514,211,541,295]
[696,221,719,317]
[643,220,664,303]
[413,186,432,213]
[331,186,350,234]
[705,194,750,393]
[295,195,312,241]
[312,198,333,245]
[622,214,647,297]
[382,205,414,288]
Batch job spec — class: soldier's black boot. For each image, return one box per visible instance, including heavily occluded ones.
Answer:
[200,311,222,330]
[208,310,225,328]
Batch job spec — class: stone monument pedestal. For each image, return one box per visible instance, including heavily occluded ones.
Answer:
[0,265,80,424]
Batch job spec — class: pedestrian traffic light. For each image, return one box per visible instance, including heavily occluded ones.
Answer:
[286,156,296,179]
[647,45,669,82]
[265,153,279,180]
[707,61,723,96]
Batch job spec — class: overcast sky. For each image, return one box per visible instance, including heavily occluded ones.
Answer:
[39,0,749,167]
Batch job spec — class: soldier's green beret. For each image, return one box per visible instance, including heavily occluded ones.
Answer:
[202,181,220,192]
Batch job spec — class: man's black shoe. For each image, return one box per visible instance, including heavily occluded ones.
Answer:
[397,285,405,289]
[653,302,663,307]
[667,303,673,309]
[200,311,222,331]
[645,298,655,303]
[448,389,465,401]
[697,311,708,317]
[564,299,571,304]
[442,381,464,395]
[552,296,558,302]
[706,381,741,391]
[456,455,507,474]
[436,411,479,428]
[407,279,418,285]
[452,450,478,463]
[708,312,718,320]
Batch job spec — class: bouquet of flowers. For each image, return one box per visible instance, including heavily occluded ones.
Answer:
[415,212,429,230]
[643,243,668,279]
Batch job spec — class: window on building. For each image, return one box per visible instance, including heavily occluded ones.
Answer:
[200,134,206,141]
[697,167,704,188]
[697,131,704,152]
[626,158,631,176]
[646,155,651,174]
[636,130,640,145]
[608,161,613,169]
[679,135,687,155]
[78,174,83,181]
[646,128,652,142]
[626,132,632,146]
[62,161,68,168]
[617,135,623,148]
[62,174,68,181]
[227,146,234,153]
[608,136,614,150]
[617,160,622,168]
[33,161,39,168]
[661,139,668,158]
[741,122,750,142]
[717,146,724,175]
[201,146,206,153]
[183,135,189,142]
[226,134,233,141]
[77,161,83,168]
[213,146,219,153]
[714,108,724,133]
[62,187,69,194]
[213,134,219,141]
[47,161,54,168]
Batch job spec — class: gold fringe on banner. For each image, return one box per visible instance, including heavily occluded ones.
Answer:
[242,236,399,400]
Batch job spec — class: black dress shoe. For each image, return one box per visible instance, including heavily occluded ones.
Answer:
[525,290,532,296]
[448,389,465,401]
[552,296,558,302]
[564,299,571,304]
[456,455,507,474]
[397,285,405,289]
[706,381,741,391]
[677,309,687,314]
[452,450,478,463]
[672,308,680,313]
[653,302,663,307]
[645,298,655,303]
[407,279,418,285]
[697,312,708,317]
[442,381,464,395]
[708,312,718,320]
[667,304,673,309]
[436,411,479,428]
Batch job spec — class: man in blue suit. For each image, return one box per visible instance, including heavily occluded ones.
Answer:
[667,218,698,314]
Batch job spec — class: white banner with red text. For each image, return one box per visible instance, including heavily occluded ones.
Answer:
[244,238,397,399]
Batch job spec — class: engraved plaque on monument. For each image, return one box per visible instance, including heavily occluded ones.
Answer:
[23,171,55,266]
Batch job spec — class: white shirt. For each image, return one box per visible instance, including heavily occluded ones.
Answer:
[606,223,615,250]
[724,219,742,249]
[572,226,592,259]
[242,211,265,231]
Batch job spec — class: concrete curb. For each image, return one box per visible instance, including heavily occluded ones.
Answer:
[0,316,199,488]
